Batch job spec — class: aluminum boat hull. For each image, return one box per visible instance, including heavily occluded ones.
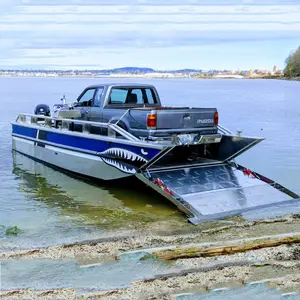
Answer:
[11,115,300,224]
[11,123,162,181]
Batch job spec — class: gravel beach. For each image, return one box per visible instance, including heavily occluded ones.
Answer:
[1,214,300,299]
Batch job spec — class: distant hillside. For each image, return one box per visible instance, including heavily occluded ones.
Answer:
[99,67,155,73]
[168,69,200,73]
[97,67,200,74]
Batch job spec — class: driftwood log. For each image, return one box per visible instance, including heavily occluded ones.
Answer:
[151,233,300,260]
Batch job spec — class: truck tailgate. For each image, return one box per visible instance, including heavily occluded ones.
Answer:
[155,108,217,130]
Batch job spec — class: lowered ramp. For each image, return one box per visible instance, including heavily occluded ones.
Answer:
[136,163,298,224]
[136,135,299,224]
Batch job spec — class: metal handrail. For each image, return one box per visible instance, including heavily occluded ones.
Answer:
[16,113,107,127]
[14,113,139,142]
[108,123,140,141]
[218,124,233,135]
[113,108,131,126]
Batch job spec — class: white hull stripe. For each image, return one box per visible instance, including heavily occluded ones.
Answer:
[12,136,35,145]
[13,137,103,162]
[45,145,103,162]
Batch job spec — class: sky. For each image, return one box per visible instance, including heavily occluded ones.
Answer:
[0,0,300,70]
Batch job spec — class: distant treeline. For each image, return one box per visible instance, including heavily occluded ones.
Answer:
[284,46,300,78]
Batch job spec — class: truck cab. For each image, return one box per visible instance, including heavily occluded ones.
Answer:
[76,83,161,122]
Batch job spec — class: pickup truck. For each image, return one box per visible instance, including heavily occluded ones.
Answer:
[46,83,219,139]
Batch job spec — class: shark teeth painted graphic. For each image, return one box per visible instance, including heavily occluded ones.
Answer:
[102,158,136,174]
[98,148,148,174]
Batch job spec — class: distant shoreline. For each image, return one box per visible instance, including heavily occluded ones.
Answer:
[0,74,299,81]
[277,76,300,81]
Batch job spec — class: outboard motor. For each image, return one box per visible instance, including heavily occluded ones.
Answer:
[34,104,51,116]
[34,104,51,121]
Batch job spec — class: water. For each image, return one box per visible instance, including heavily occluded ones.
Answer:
[1,258,183,291]
[175,284,300,300]
[0,77,300,250]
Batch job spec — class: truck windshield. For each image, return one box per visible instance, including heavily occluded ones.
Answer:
[108,87,158,105]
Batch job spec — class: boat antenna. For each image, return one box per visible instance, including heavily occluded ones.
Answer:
[61,95,66,105]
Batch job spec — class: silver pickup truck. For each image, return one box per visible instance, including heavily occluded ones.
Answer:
[49,83,219,139]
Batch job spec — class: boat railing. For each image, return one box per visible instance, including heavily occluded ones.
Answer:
[15,113,140,142]
[15,113,228,145]
[218,125,245,137]
[217,124,233,135]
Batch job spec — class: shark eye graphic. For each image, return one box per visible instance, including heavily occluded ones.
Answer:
[141,149,148,156]
[98,148,148,174]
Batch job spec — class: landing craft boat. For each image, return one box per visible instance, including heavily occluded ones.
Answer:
[11,83,300,224]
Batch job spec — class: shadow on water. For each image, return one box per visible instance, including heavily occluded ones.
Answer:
[11,151,186,230]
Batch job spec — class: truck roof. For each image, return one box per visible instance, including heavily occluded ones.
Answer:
[85,83,156,89]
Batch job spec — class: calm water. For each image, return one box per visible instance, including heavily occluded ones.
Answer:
[0,77,300,250]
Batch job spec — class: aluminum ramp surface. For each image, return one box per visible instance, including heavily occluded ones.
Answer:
[137,163,299,224]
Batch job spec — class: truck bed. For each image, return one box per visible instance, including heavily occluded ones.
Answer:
[129,106,218,137]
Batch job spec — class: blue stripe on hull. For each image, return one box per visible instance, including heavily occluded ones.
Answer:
[45,131,160,160]
[12,124,37,139]
[12,124,161,161]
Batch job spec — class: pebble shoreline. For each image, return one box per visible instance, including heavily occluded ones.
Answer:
[1,214,300,299]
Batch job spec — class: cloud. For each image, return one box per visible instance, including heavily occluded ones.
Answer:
[0,39,295,71]
[3,12,300,24]
[13,4,300,14]
[11,0,300,6]
[0,0,300,69]
[0,0,19,9]
[1,30,299,51]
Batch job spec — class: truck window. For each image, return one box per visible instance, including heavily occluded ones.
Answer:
[77,88,96,106]
[131,89,144,104]
[109,88,128,104]
[108,87,158,105]
[145,88,157,104]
